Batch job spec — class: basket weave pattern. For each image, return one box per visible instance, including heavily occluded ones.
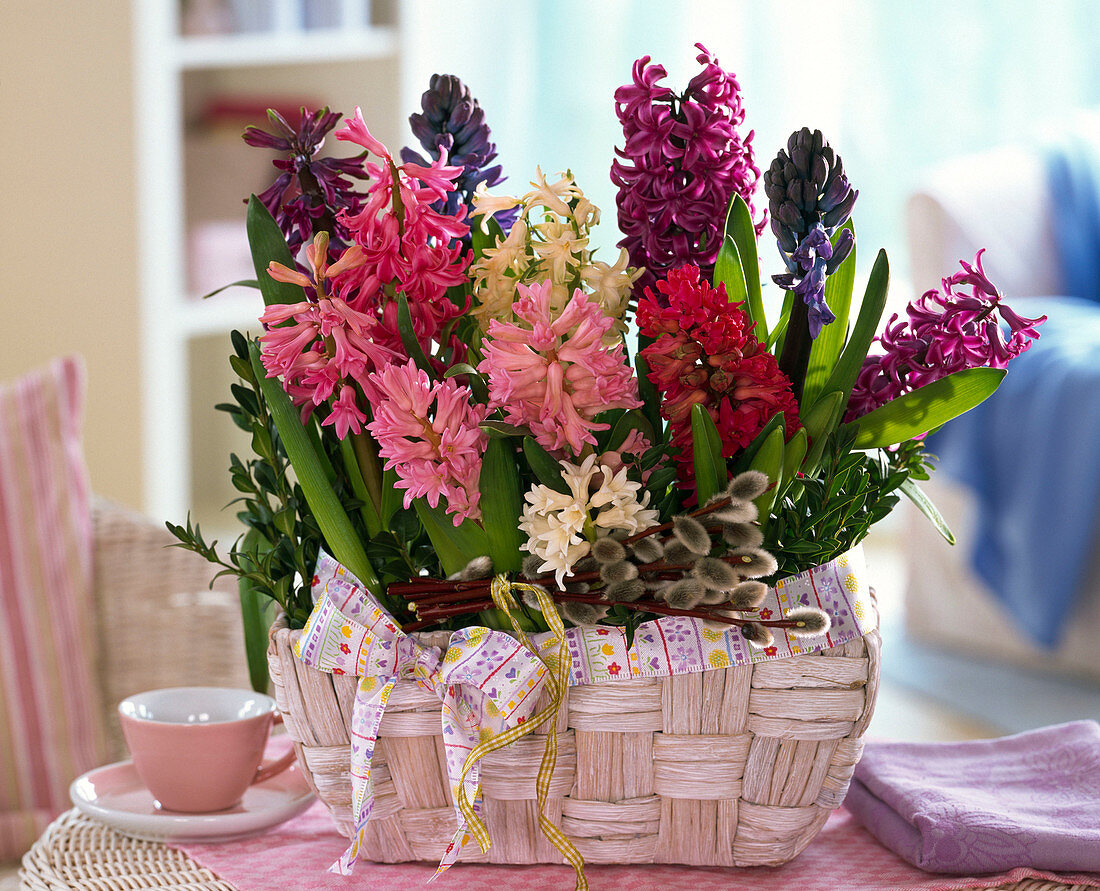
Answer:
[268,616,880,867]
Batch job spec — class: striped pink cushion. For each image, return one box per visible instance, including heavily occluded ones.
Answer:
[0,357,106,859]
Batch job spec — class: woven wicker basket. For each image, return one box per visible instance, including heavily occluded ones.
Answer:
[267,608,880,868]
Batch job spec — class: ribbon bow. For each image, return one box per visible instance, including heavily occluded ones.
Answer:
[294,553,586,888]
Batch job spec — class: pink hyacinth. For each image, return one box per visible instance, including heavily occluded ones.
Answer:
[478,282,641,455]
[846,250,1046,419]
[334,110,472,362]
[366,360,488,525]
[259,239,396,428]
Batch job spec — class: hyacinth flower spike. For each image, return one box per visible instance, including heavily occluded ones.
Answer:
[400,73,514,238]
[764,128,858,400]
[243,107,368,263]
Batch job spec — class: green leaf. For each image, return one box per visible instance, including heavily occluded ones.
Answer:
[847,367,1006,449]
[772,290,795,355]
[397,292,435,377]
[470,213,506,262]
[443,363,489,402]
[202,279,260,300]
[782,427,808,482]
[246,196,304,307]
[248,340,382,595]
[380,468,402,528]
[606,409,656,454]
[802,390,844,443]
[803,220,856,405]
[724,194,767,341]
[522,437,570,494]
[480,419,530,438]
[478,438,525,572]
[731,411,786,473]
[690,404,725,506]
[900,477,956,545]
[237,529,274,693]
[413,501,490,576]
[748,424,785,516]
[816,249,889,417]
[713,236,748,305]
[801,390,846,477]
[339,436,382,537]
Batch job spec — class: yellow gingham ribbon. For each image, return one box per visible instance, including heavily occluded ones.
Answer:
[450,576,587,891]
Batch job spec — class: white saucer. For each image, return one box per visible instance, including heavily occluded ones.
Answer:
[70,759,315,843]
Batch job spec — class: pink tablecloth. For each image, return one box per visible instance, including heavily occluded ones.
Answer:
[176,800,1100,891]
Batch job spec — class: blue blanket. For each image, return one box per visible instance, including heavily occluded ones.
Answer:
[1047,127,1100,305]
[930,297,1100,647]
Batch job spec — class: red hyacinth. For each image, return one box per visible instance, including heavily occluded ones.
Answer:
[638,266,801,494]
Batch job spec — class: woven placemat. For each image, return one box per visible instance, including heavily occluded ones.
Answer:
[17,809,1088,890]
[20,810,233,890]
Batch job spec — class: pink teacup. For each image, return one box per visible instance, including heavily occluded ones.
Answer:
[118,687,296,813]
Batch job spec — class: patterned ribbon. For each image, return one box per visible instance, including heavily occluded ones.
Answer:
[293,553,584,885]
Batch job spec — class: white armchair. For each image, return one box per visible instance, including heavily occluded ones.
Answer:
[903,145,1100,681]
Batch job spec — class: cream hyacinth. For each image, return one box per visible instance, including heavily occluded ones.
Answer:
[468,169,641,333]
[519,455,659,586]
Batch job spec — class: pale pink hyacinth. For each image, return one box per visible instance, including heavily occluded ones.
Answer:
[259,238,396,431]
[366,360,488,525]
[477,281,642,455]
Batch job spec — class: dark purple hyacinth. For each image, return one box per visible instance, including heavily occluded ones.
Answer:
[243,107,368,261]
[612,44,763,297]
[846,250,1046,419]
[764,128,857,339]
[400,74,513,234]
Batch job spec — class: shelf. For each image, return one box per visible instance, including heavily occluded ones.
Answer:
[173,25,397,70]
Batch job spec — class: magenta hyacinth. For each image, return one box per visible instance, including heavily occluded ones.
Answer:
[846,251,1046,419]
[612,44,763,295]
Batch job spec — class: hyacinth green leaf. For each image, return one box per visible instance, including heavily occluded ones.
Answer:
[847,367,1005,449]
[202,279,260,300]
[413,502,490,577]
[379,468,401,528]
[900,477,956,545]
[338,436,382,537]
[691,404,725,507]
[801,391,846,477]
[771,290,796,355]
[246,195,303,307]
[782,427,808,482]
[443,363,489,403]
[815,249,890,418]
[478,438,525,573]
[714,236,748,306]
[802,390,845,443]
[606,409,656,454]
[803,220,857,405]
[731,411,786,474]
[724,194,767,341]
[396,292,435,377]
[470,213,506,263]
[247,341,382,595]
[523,437,571,495]
[748,423,785,515]
[236,528,274,693]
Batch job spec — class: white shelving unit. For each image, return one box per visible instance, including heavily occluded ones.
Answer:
[132,0,398,524]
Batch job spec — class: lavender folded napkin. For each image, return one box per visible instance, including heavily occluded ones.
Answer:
[845,721,1100,874]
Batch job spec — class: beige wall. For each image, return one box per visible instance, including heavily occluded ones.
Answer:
[0,1,143,509]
